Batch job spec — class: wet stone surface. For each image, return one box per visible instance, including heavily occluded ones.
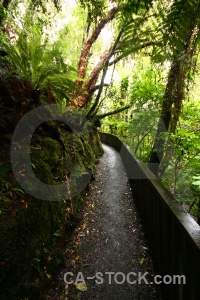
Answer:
[46,144,162,300]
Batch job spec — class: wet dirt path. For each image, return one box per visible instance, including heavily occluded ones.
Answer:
[47,144,162,300]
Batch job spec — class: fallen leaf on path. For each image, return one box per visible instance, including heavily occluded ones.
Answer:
[140,258,145,265]
[79,232,85,237]
[75,282,87,291]
[142,246,148,251]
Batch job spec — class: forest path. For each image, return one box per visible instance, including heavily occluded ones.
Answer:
[47,144,162,300]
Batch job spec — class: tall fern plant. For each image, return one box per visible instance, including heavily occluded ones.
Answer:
[0,26,77,103]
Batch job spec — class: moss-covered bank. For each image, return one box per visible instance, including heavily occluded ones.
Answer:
[0,77,103,299]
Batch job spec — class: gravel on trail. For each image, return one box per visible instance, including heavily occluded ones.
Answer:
[46,144,162,300]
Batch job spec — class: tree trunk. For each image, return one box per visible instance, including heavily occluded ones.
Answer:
[148,60,180,175]
[158,30,196,177]
[74,49,112,107]
[157,58,185,177]
[149,26,196,176]
[72,6,118,108]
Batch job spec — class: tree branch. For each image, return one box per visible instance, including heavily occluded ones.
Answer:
[109,41,159,66]
[89,83,109,93]
[86,28,124,118]
[97,105,130,120]
[135,131,150,154]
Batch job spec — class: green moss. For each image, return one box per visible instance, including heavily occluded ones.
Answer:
[0,117,103,299]
[34,161,54,184]
[42,138,61,165]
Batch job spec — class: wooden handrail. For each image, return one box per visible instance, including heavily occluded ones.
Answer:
[99,132,200,300]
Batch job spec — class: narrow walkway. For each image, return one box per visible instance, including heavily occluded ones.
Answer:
[47,144,162,299]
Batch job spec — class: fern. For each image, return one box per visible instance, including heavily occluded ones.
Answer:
[156,0,200,60]
[0,27,77,103]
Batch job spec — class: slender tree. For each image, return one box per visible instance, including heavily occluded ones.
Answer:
[149,0,200,176]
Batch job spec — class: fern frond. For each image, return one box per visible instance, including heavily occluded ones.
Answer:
[0,27,77,103]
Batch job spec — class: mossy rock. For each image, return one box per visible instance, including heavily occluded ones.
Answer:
[0,116,103,299]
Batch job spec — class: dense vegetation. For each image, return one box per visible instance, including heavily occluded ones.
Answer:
[0,0,200,298]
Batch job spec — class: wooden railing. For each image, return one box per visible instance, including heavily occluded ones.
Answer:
[99,132,200,300]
